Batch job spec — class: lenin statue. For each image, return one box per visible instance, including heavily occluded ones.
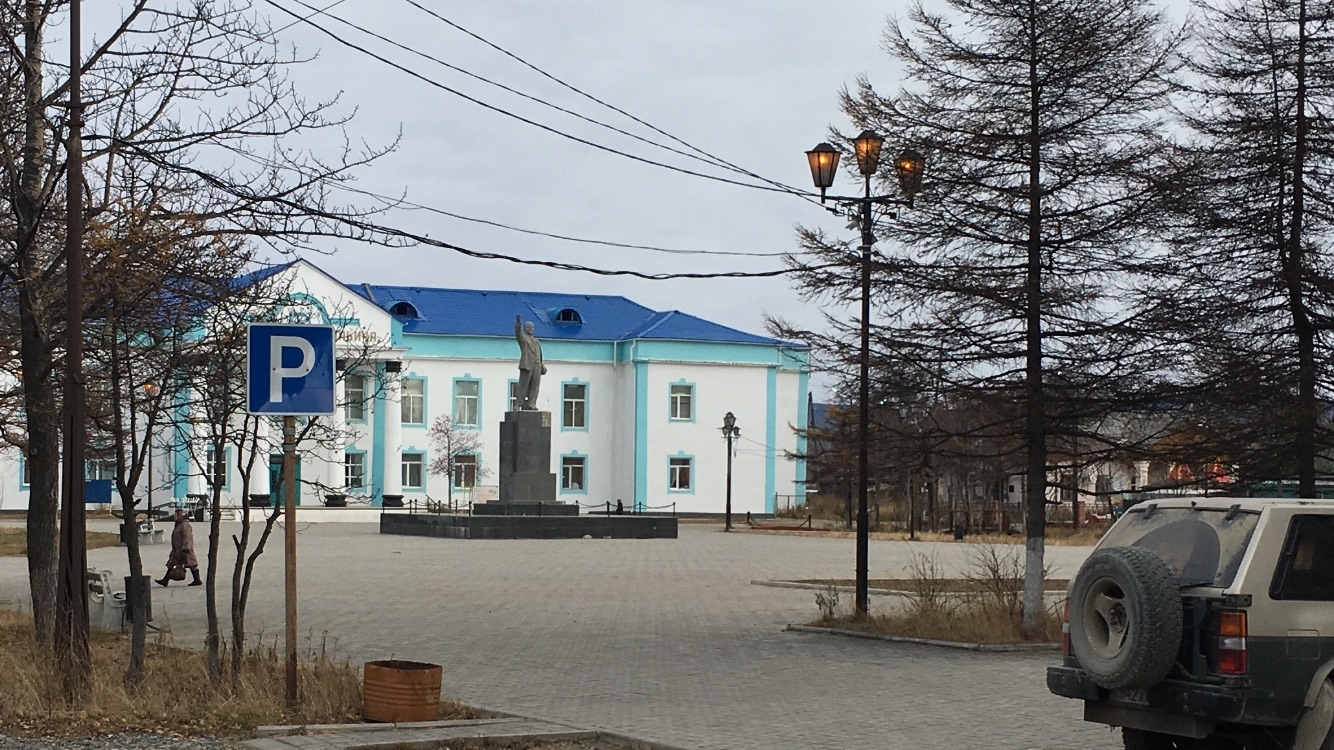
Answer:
[515,315,546,410]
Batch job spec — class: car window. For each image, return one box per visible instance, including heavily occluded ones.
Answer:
[1271,515,1334,601]
[1099,507,1260,587]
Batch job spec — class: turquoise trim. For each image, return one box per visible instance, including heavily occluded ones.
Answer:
[559,451,588,494]
[668,380,696,422]
[795,368,810,507]
[401,334,616,363]
[632,340,789,366]
[451,375,480,429]
[282,292,332,324]
[343,447,368,492]
[560,378,589,431]
[18,452,29,491]
[402,374,428,428]
[667,452,696,494]
[778,347,810,371]
[330,316,359,326]
[172,403,190,499]
[371,366,387,504]
[765,366,777,513]
[400,447,426,492]
[634,362,648,505]
[390,317,404,347]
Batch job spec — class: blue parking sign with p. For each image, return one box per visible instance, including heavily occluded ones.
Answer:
[247,324,336,415]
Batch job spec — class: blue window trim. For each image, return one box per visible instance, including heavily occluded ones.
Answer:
[19,452,30,491]
[401,374,428,428]
[343,447,368,492]
[668,380,696,423]
[452,375,481,430]
[667,452,696,494]
[507,378,520,413]
[343,371,369,424]
[560,378,590,432]
[452,450,482,489]
[559,451,589,494]
[204,446,233,492]
[400,447,427,493]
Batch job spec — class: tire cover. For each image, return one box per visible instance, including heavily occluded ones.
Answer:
[1069,546,1183,690]
[1293,680,1334,750]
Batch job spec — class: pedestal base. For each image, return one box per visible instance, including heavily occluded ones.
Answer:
[473,501,578,516]
[380,512,677,540]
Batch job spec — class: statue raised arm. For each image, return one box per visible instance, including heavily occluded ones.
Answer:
[514,316,545,410]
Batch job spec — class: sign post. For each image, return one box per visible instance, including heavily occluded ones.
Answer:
[247,324,335,709]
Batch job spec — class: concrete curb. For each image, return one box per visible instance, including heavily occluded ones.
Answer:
[785,624,1061,653]
[751,579,909,596]
[254,715,520,737]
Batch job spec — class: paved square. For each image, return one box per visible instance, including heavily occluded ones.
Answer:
[0,519,1116,750]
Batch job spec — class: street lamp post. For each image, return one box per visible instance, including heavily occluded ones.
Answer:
[805,131,925,616]
[721,412,740,531]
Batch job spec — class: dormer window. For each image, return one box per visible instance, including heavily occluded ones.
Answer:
[553,308,582,325]
[389,301,420,318]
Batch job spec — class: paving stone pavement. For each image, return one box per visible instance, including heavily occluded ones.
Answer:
[0,519,1118,750]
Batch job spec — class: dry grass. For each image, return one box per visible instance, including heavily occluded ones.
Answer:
[0,608,478,737]
[0,527,122,556]
[810,545,1064,644]
[797,578,1069,593]
[741,524,1109,547]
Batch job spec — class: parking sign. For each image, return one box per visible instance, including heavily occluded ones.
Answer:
[247,324,336,415]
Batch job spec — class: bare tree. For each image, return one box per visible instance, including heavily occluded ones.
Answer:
[428,415,487,509]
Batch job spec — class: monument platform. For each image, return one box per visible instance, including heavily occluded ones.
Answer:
[380,512,678,540]
[473,501,579,516]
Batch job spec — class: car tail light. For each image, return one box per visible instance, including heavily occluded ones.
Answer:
[1217,610,1248,675]
[1061,600,1071,657]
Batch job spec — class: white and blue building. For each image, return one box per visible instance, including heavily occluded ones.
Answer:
[0,260,811,517]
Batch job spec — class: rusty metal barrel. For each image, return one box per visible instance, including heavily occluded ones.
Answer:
[362,660,442,722]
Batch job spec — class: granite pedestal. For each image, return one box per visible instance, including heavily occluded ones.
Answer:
[380,511,677,540]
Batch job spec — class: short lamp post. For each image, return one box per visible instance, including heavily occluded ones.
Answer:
[142,382,159,518]
[805,131,925,615]
[721,412,740,532]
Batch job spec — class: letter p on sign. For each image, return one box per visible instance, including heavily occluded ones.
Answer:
[247,324,336,415]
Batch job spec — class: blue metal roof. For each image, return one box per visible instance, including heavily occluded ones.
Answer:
[352,283,793,346]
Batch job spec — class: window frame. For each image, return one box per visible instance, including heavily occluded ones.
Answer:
[669,382,695,422]
[508,379,521,413]
[344,372,368,423]
[203,446,231,491]
[1270,514,1334,601]
[344,450,367,491]
[453,453,479,489]
[452,377,481,429]
[562,380,589,431]
[401,451,425,491]
[668,454,695,494]
[560,453,588,494]
[400,377,427,426]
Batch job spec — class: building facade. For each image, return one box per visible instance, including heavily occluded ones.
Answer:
[0,260,810,516]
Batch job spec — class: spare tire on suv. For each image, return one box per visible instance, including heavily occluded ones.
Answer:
[1068,546,1183,690]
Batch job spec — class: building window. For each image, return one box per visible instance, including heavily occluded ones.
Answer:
[402,452,424,490]
[389,301,420,318]
[554,308,582,324]
[401,378,425,425]
[454,379,479,426]
[670,383,693,421]
[669,456,692,491]
[345,373,366,421]
[562,383,587,429]
[20,453,31,489]
[453,453,478,488]
[561,455,586,493]
[86,457,117,481]
[204,447,230,490]
[344,452,366,490]
[509,380,520,413]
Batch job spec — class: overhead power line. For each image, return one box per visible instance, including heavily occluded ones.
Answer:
[332,183,790,258]
[262,0,805,195]
[396,0,821,204]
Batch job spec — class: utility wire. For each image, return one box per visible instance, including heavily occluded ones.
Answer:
[284,0,780,187]
[396,0,823,205]
[332,183,791,258]
[262,0,804,195]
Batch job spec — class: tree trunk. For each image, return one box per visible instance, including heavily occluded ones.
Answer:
[1022,0,1049,635]
[205,441,224,684]
[1286,0,1318,499]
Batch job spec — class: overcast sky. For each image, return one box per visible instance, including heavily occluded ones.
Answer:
[86,0,1197,397]
[222,0,906,370]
